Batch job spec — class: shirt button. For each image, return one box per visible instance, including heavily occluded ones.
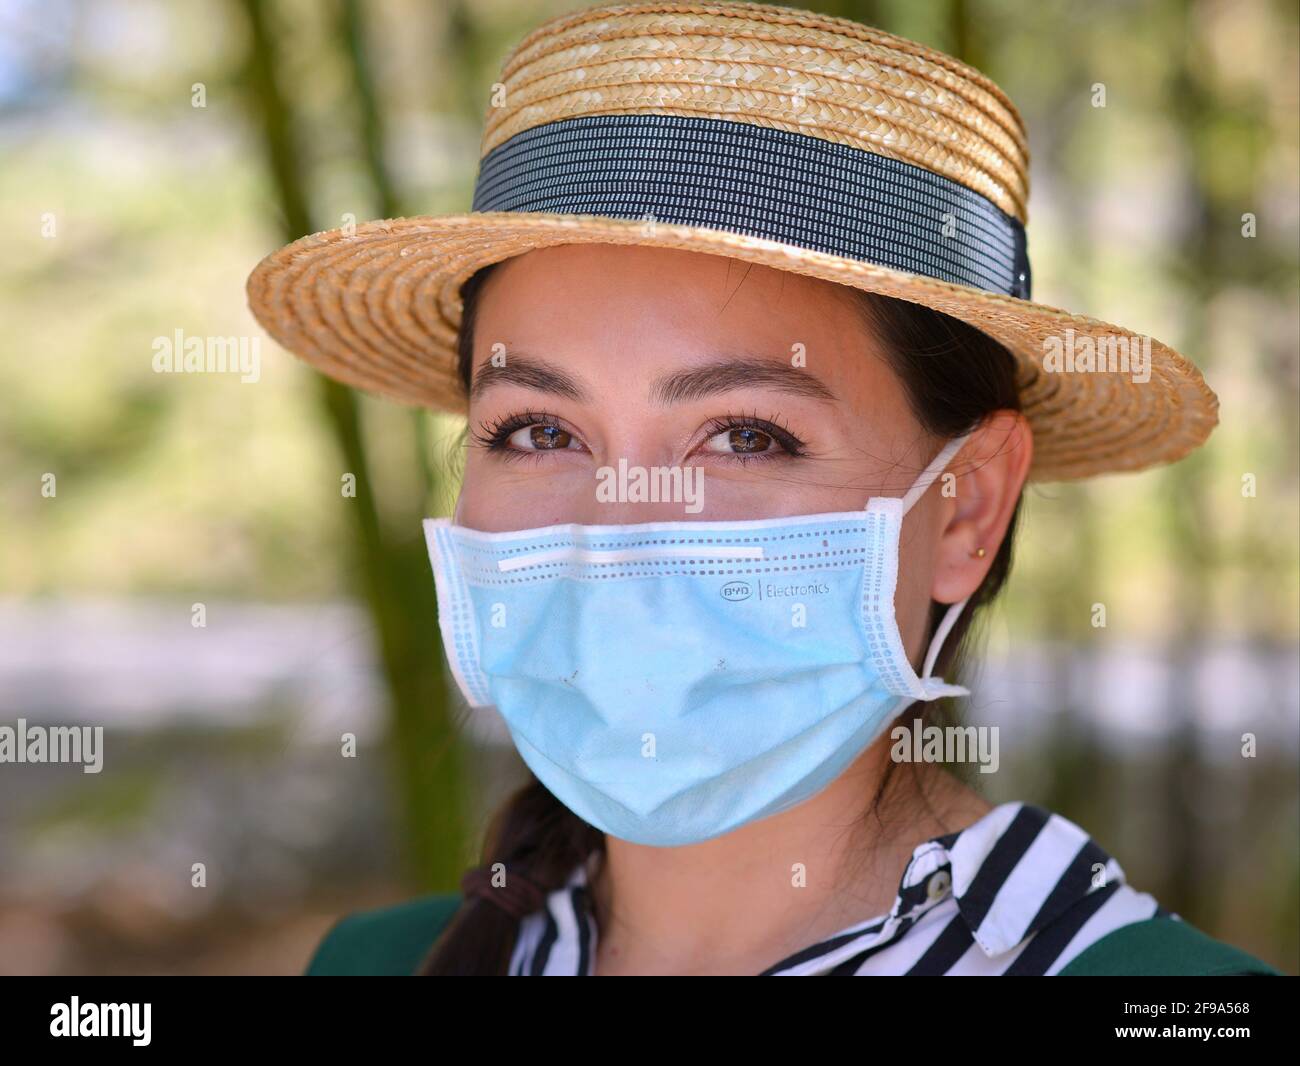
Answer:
[926,869,951,901]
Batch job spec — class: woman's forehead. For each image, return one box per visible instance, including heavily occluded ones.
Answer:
[482,243,855,308]
[470,244,891,391]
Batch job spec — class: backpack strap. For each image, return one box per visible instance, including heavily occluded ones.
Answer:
[1057,916,1281,976]
[305,892,464,975]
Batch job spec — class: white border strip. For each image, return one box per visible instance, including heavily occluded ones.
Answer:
[497,544,765,573]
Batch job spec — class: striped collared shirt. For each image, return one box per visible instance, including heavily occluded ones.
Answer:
[508,801,1168,975]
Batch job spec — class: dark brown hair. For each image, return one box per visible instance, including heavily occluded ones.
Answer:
[420,257,1025,975]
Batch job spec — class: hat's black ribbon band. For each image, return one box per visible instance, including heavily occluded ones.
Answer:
[472,113,1031,301]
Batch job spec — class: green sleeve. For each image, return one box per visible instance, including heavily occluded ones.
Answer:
[304,892,464,975]
[1057,916,1282,976]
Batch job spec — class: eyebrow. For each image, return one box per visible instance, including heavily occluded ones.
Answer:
[470,351,836,405]
[649,357,837,405]
[470,353,588,402]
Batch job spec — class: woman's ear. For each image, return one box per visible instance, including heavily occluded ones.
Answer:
[931,410,1033,604]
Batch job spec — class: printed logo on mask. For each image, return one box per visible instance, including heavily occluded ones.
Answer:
[719,579,830,602]
[765,581,830,598]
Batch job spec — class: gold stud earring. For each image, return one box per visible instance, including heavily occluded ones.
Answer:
[971,546,986,559]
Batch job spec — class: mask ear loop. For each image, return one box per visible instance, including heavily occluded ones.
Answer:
[898,431,975,690]
[921,596,970,684]
[899,431,973,518]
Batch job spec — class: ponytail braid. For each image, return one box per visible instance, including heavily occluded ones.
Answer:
[419,776,603,975]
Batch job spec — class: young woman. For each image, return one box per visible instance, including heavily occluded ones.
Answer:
[247,1,1278,975]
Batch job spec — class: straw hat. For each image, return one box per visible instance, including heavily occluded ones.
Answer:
[245,0,1217,481]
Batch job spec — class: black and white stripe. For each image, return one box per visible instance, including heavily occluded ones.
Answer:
[473,113,1032,300]
[507,801,1163,976]
[509,864,599,977]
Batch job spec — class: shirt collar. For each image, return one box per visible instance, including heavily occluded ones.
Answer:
[890,800,1124,956]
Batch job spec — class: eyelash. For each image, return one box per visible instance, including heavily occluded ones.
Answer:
[471,410,575,464]
[471,410,809,462]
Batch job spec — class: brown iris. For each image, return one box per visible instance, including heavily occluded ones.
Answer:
[727,427,772,453]
[530,425,572,449]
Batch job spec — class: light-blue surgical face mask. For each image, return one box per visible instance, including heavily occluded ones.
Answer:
[424,433,973,847]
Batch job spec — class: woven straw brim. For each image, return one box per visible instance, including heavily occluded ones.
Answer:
[246,212,1216,483]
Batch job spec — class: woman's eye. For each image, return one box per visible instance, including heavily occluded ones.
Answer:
[703,426,777,455]
[507,424,577,450]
